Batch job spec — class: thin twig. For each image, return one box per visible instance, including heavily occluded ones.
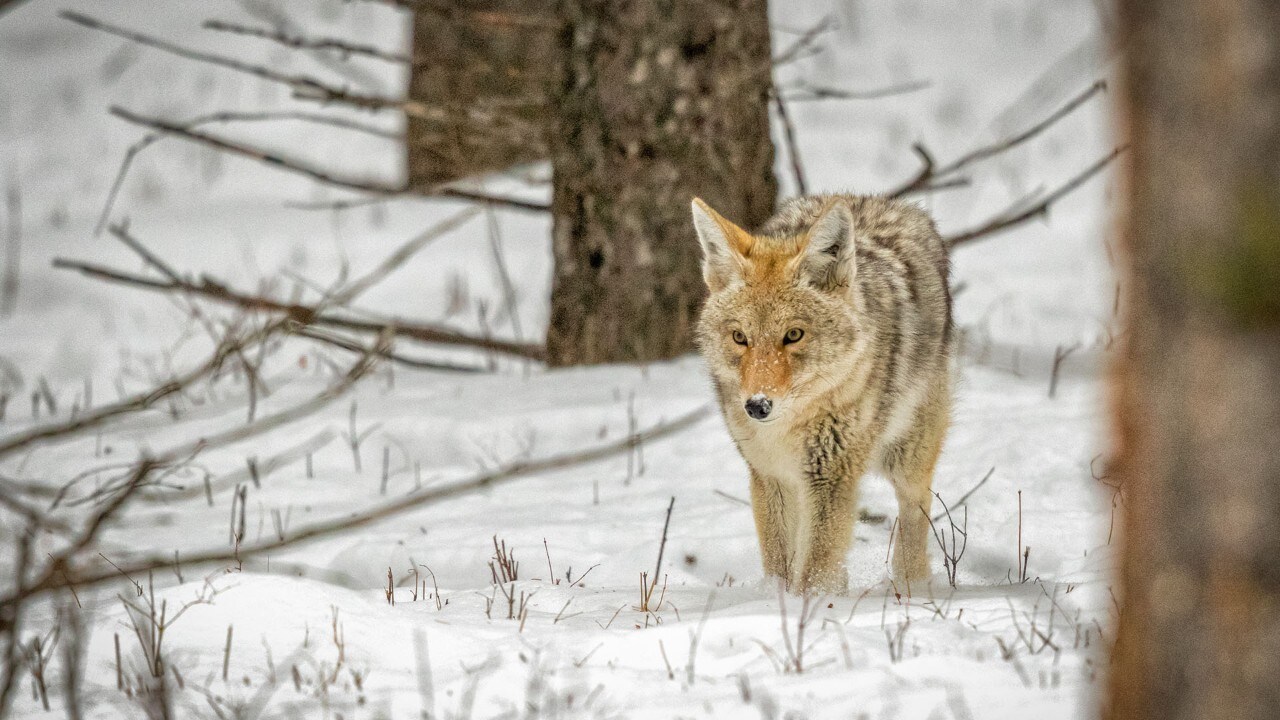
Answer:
[771,16,833,66]
[1049,343,1081,399]
[202,19,410,64]
[64,12,545,145]
[341,207,483,298]
[0,322,274,459]
[648,497,676,600]
[5,341,384,619]
[785,79,931,102]
[890,80,1109,202]
[109,222,182,283]
[887,144,937,198]
[936,80,1107,177]
[96,110,400,234]
[61,11,369,105]
[294,327,487,373]
[3,405,712,604]
[108,106,549,212]
[932,466,996,522]
[52,258,546,360]
[484,207,523,342]
[0,521,35,717]
[3,204,482,458]
[712,489,750,507]
[945,146,1125,247]
[772,92,807,196]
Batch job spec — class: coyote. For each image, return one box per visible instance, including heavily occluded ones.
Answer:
[692,194,953,593]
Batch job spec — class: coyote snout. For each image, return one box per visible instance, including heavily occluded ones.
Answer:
[744,393,773,420]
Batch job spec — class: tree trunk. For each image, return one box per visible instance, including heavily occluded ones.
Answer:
[405,2,556,187]
[1107,2,1280,719]
[545,0,777,366]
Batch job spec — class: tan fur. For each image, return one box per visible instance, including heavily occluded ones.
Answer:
[692,194,954,594]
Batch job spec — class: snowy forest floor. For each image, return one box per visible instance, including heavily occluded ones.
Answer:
[1,0,1120,718]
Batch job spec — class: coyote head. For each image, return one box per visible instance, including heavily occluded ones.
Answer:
[691,198,862,424]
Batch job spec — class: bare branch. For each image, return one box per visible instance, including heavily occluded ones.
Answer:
[294,326,488,373]
[936,80,1107,178]
[0,322,277,459]
[0,481,71,532]
[108,106,549,212]
[0,340,385,613]
[14,459,161,617]
[9,405,712,603]
[945,146,1125,247]
[887,80,1108,204]
[108,222,183,283]
[75,9,538,127]
[887,144,937,198]
[0,521,34,718]
[771,16,834,67]
[63,12,545,149]
[784,79,932,102]
[96,107,405,232]
[888,80,1107,203]
[202,18,410,64]
[64,12,549,212]
[1,204,472,459]
[772,92,807,196]
[61,11,361,104]
[338,207,481,300]
[111,106,400,190]
[932,466,996,522]
[52,258,547,361]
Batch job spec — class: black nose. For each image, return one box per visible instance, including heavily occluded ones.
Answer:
[744,395,772,420]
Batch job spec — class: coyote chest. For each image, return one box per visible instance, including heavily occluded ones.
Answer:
[728,414,809,491]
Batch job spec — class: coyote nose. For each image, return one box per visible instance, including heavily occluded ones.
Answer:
[744,395,773,421]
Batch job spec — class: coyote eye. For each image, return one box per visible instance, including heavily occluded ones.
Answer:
[783,328,804,344]
[731,330,748,346]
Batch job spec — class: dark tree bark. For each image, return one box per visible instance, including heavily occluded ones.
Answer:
[545,0,778,366]
[1107,2,1280,720]
[405,2,556,187]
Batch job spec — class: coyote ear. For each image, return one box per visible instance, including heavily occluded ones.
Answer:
[801,203,856,291]
[691,198,753,292]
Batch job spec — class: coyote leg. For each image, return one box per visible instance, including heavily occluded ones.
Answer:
[749,470,792,584]
[887,385,950,591]
[797,416,870,595]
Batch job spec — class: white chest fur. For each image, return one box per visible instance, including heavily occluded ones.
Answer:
[727,411,808,491]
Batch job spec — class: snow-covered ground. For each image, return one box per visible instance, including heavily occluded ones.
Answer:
[0,1,1119,717]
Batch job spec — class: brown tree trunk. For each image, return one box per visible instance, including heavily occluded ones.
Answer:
[405,2,556,187]
[1107,2,1280,719]
[545,0,777,366]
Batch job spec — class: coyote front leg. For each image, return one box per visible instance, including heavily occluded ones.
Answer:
[749,470,792,584]
[797,419,869,594]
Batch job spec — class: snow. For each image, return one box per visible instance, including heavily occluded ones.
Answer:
[0,0,1118,718]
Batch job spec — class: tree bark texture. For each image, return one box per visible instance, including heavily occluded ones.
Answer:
[1108,2,1280,720]
[405,2,556,187]
[545,0,778,366]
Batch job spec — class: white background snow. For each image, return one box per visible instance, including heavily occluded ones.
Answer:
[0,0,1120,717]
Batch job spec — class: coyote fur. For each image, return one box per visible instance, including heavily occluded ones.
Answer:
[692,194,954,594]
